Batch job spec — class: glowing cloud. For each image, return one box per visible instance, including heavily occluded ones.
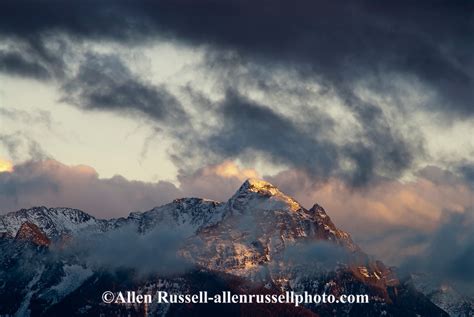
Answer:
[206,161,259,180]
[0,159,13,173]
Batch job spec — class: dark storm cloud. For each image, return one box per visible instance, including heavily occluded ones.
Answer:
[61,53,187,124]
[339,91,419,185]
[0,50,50,79]
[0,132,48,161]
[0,0,143,42]
[458,163,474,188]
[0,1,470,186]
[1,0,472,116]
[198,90,417,185]
[0,108,53,129]
[209,90,337,173]
[400,210,474,296]
[0,36,70,79]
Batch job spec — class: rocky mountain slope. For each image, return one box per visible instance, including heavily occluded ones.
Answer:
[0,179,467,316]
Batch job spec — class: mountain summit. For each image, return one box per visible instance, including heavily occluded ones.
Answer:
[237,178,282,196]
[229,178,303,214]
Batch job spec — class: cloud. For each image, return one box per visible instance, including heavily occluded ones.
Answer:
[1,1,471,117]
[457,163,474,189]
[62,224,194,276]
[1,1,470,186]
[61,53,187,125]
[0,132,48,161]
[0,160,181,217]
[0,35,70,80]
[0,110,56,164]
[178,160,259,201]
[208,90,337,176]
[0,50,51,79]
[179,90,419,186]
[277,241,350,273]
[0,159,13,173]
[0,108,53,130]
[399,210,474,296]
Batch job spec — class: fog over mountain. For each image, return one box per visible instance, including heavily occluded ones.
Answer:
[1,179,471,316]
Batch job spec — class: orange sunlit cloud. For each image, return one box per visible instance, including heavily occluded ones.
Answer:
[209,161,259,180]
[0,159,13,173]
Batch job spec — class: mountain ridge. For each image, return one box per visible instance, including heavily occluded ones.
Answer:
[0,178,466,316]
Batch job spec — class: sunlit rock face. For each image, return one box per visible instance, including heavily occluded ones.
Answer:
[15,222,51,246]
[0,179,462,316]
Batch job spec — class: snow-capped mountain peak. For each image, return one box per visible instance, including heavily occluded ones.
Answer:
[228,178,302,214]
[239,178,280,194]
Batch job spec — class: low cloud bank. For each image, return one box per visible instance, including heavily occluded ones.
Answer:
[0,160,181,218]
[60,224,194,276]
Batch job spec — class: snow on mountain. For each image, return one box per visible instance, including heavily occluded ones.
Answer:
[42,264,94,305]
[0,206,101,238]
[126,197,225,234]
[408,273,474,317]
[0,198,225,240]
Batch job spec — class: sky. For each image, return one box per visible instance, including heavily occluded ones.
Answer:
[0,0,473,288]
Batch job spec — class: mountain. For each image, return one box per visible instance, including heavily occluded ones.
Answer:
[406,273,474,317]
[0,206,101,238]
[0,178,465,316]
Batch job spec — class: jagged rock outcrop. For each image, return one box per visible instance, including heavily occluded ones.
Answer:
[15,222,51,246]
